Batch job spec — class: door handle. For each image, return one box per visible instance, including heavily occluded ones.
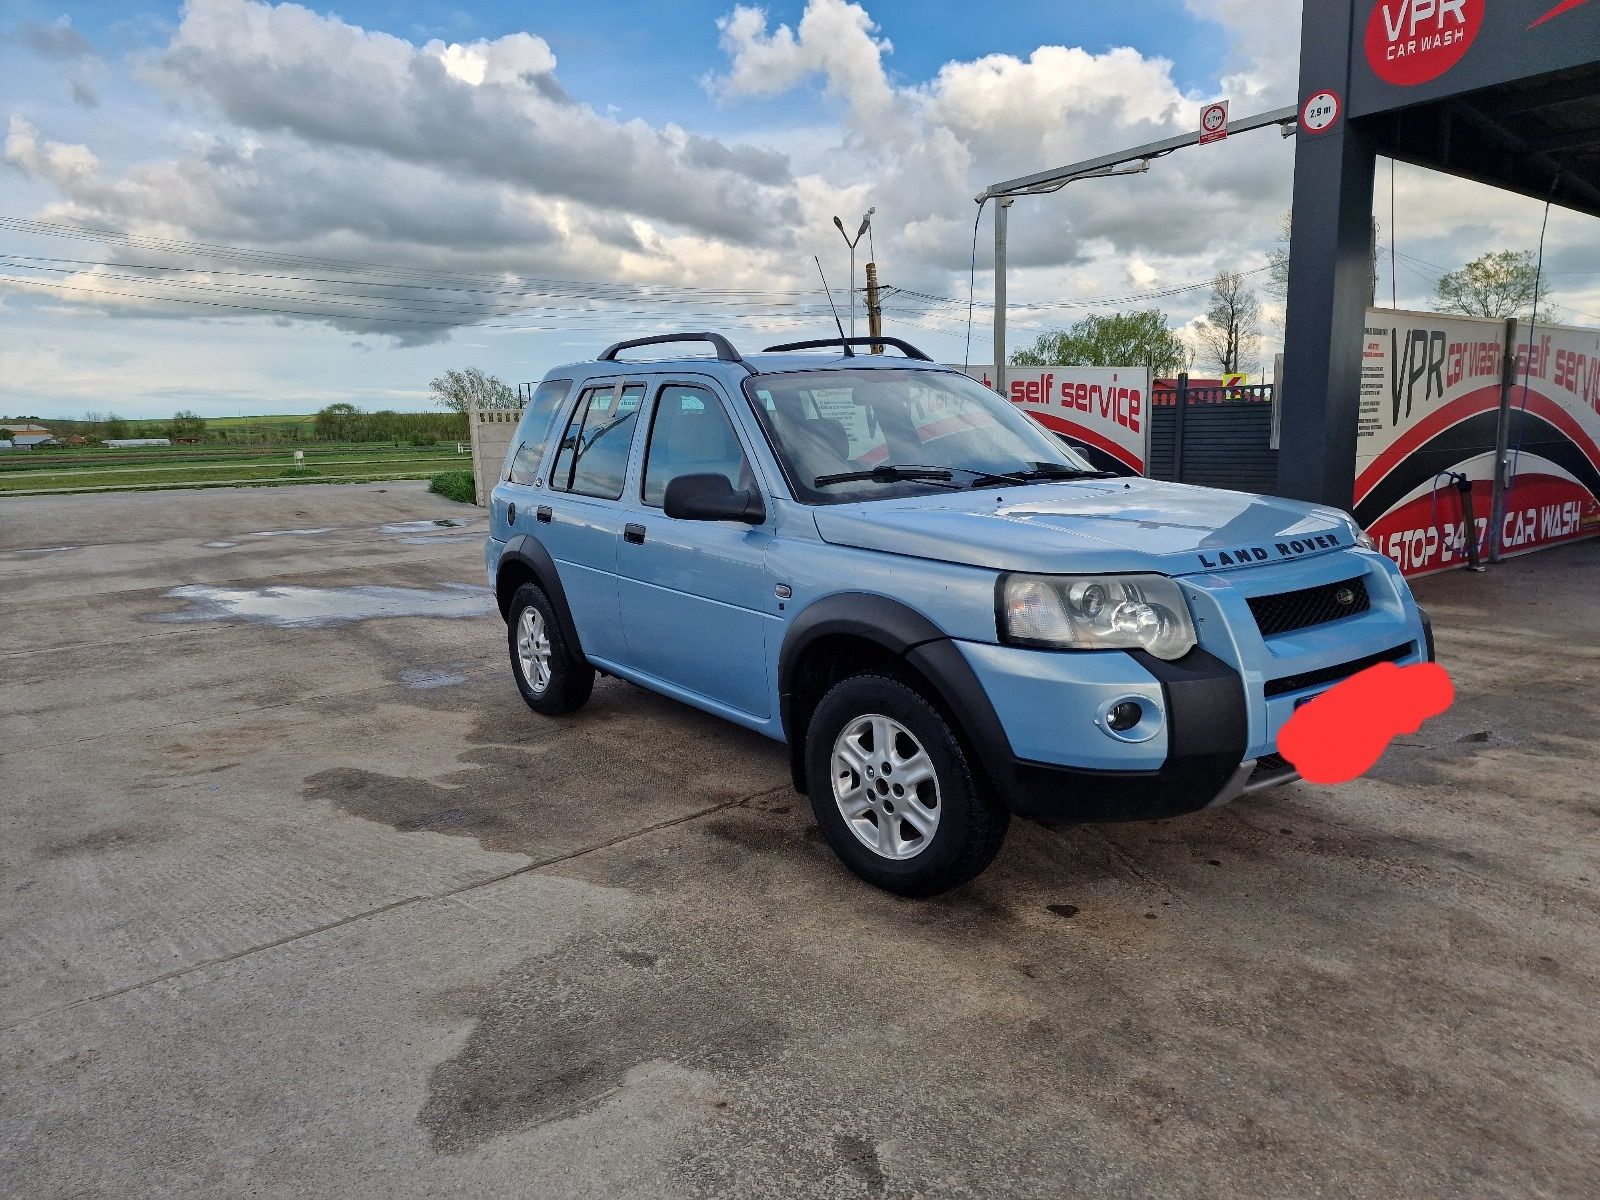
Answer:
[536,505,552,523]
[623,523,646,545]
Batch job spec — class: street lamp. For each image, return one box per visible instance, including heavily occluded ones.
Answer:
[832,207,875,338]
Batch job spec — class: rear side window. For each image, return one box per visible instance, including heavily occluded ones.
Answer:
[550,383,645,500]
[505,378,572,485]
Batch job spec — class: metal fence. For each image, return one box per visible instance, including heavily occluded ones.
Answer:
[1147,375,1278,494]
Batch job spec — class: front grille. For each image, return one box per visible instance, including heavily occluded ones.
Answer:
[1248,575,1371,637]
[1253,752,1290,775]
[1263,642,1415,698]
[1246,752,1298,790]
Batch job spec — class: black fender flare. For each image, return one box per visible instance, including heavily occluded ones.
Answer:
[497,533,585,660]
[777,593,1016,794]
[1418,604,1435,662]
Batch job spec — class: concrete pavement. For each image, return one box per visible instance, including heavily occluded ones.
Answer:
[2,482,1595,1198]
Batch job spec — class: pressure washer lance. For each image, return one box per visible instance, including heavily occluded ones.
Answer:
[1448,471,1487,573]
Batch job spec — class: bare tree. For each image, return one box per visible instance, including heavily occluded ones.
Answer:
[1195,272,1262,375]
[1266,213,1293,305]
[430,366,517,415]
[1269,211,1381,307]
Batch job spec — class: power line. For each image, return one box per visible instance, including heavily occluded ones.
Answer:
[885,266,1272,313]
[0,215,823,302]
[2,211,1370,335]
[0,259,848,323]
[0,273,840,333]
[0,254,838,310]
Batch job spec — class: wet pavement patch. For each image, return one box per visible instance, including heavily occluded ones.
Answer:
[380,518,473,534]
[201,541,238,549]
[4,545,79,557]
[399,666,471,690]
[247,527,333,538]
[420,939,785,1156]
[35,823,168,860]
[151,582,494,628]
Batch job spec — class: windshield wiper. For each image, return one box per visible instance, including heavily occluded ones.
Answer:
[813,465,962,489]
[968,462,1118,488]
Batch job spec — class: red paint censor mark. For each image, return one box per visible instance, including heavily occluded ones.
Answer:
[1279,661,1455,784]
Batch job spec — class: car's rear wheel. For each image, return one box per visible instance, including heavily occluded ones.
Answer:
[805,674,1009,897]
[507,583,593,715]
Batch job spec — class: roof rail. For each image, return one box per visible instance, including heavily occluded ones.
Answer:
[598,332,749,369]
[761,336,933,362]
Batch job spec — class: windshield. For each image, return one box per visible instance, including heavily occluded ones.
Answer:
[742,368,1096,505]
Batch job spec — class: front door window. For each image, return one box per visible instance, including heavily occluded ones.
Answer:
[641,384,752,507]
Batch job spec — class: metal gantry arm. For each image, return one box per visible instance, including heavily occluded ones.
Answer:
[980,105,1298,395]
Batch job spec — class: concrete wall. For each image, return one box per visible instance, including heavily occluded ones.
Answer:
[468,403,524,506]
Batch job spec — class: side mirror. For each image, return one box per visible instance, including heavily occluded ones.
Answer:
[663,473,766,524]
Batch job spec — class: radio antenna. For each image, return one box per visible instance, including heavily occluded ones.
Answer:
[813,255,855,357]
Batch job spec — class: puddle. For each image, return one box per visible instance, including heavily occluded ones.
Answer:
[202,541,239,549]
[248,527,333,538]
[400,666,471,690]
[4,545,79,558]
[152,582,495,628]
[400,534,477,545]
[380,519,471,534]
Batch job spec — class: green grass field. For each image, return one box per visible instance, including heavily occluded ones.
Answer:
[0,441,470,496]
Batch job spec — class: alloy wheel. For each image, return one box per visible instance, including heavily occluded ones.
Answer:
[516,606,552,694]
[830,713,941,860]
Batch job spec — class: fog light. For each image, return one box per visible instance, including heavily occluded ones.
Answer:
[1107,701,1142,732]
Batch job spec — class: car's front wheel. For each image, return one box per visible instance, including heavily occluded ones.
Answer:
[805,674,1009,897]
[507,582,594,716]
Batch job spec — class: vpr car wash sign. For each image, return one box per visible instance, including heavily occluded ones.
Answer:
[1353,308,1600,577]
[1365,0,1484,85]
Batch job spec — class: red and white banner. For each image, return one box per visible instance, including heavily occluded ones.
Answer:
[1352,308,1600,577]
[955,365,1152,475]
[1353,309,1506,576]
[1499,321,1600,560]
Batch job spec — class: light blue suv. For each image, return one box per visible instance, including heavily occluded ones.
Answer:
[485,333,1432,896]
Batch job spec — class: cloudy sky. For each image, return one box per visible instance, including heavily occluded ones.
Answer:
[2,0,1596,419]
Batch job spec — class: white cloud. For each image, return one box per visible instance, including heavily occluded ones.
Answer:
[714,0,896,124]
[1180,0,1302,99]
[6,115,101,192]
[148,0,797,242]
[1,0,1591,409]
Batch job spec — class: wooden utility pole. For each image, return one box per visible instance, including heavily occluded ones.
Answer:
[865,261,884,353]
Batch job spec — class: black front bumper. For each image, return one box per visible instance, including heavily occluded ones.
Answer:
[909,607,1437,825]
[1000,647,1253,824]
[907,641,1254,826]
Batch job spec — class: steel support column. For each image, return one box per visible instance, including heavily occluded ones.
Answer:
[1278,2,1375,509]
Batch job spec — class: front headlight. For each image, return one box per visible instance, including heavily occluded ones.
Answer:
[998,573,1197,660]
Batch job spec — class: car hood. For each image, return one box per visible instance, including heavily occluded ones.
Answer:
[810,478,1360,576]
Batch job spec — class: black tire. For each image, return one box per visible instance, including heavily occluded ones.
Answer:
[507,582,594,716]
[805,674,1009,897]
